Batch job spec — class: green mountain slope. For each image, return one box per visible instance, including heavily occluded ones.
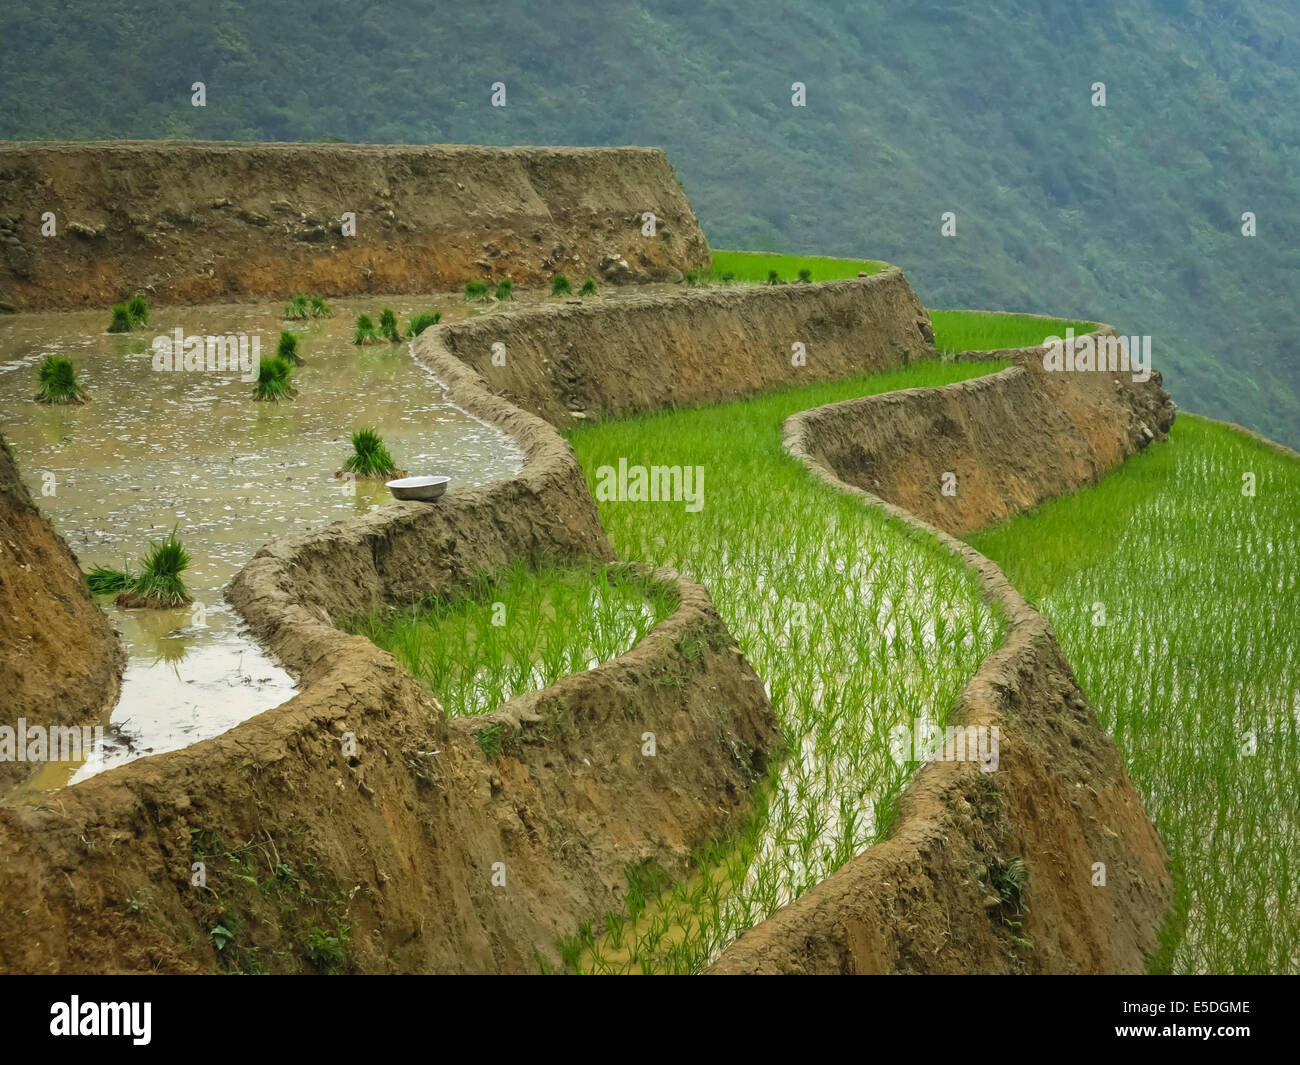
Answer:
[3,0,1296,443]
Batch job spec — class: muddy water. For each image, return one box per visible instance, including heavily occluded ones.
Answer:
[0,294,526,789]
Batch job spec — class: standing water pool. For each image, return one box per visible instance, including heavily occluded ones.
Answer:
[0,295,521,791]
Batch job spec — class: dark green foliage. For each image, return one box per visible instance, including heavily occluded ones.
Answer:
[107,305,132,333]
[494,277,513,301]
[550,273,571,296]
[126,295,148,326]
[133,526,191,607]
[85,564,134,594]
[353,313,378,345]
[252,356,294,400]
[407,312,441,337]
[342,427,399,477]
[277,330,302,364]
[378,307,400,342]
[464,280,488,301]
[35,355,85,404]
[579,277,597,296]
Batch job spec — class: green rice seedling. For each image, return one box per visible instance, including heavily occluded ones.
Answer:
[797,268,812,282]
[276,330,303,365]
[929,309,1097,355]
[494,277,513,301]
[283,294,310,320]
[579,277,598,297]
[35,355,86,404]
[407,312,441,337]
[550,273,571,296]
[379,308,400,342]
[340,427,401,479]
[126,295,149,327]
[464,280,489,301]
[766,269,781,285]
[684,271,705,287]
[107,304,133,333]
[251,356,294,401]
[565,350,1037,972]
[85,564,135,595]
[353,313,379,345]
[340,560,677,718]
[309,295,332,318]
[972,415,1300,973]
[126,526,192,607]
[707,250,885,283]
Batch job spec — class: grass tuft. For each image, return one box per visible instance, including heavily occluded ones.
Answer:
[252,357,295,401]
[341,427,401,478]
[35,355,86,404]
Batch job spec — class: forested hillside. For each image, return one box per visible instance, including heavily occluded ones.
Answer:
[3,0,1296,443]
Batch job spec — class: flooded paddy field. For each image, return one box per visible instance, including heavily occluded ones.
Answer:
[0,290,544,789]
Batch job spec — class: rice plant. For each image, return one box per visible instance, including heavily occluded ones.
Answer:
[797,268,812,282]
[129,526,192,607]
[551,274,571,296]
[276,330,303,365]
[353,313,380,345]
[35,355,86,404]
[766,269,781,285]
[126,295,149,327]
[929,309,1096,355]
[706,250,886,283]
[309,295,332,318]
[340,427,400,478]
[563,357,1015,972]
[379,308,400,342]
[107,305,133,333]
[579,277,597,296]
[407,312,441,337]
[464,280,489,301]
[341,561,679,718]
[251,357,295,401]
[494,277,513,301]
[85,564,134,595]
[84,527,192,608]
[972,415,1300,973]
[283,294,310,320]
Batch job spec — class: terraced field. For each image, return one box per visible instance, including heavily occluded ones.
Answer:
[561,356,1018,972]
[973,416,1300,973]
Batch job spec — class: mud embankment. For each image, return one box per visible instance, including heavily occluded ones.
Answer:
[0,292,777,974]
[0,436,124,794]
[795,335,1177,534]
[1,272,1176,973]
[708,338,1175,974]
[439,268,933,425]
[0,141,710,312]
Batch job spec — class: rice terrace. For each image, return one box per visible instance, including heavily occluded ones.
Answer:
[0,132,1294,996]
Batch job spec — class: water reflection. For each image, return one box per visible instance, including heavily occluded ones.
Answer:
[1,294,523,790]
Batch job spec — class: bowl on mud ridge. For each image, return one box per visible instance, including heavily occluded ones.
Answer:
[386,475,450,502]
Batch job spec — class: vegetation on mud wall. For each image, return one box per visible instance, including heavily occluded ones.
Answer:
[2,1,1297,444]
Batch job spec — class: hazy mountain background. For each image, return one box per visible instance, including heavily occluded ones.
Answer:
[3,0,1296,444]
